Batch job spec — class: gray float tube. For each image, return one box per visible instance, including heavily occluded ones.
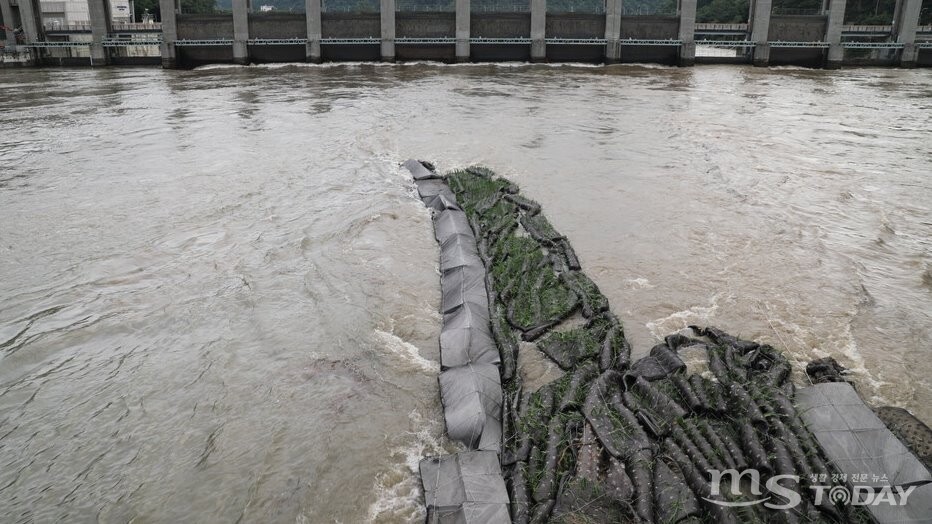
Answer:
[405,159,510,523]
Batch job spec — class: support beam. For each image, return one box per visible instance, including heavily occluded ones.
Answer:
[823,0,845,68]
[159,0,178,67]
[894,0,921,67]
[455,0,469,62]
[87,0,112,65]
[232,0,249,64]
[678,0,697,66]
[605,0,622,63]
[530,0,545,62]
[306,0,321,63]
[1,0,18,51]
[748,0,772,66]
[380,0,394,62]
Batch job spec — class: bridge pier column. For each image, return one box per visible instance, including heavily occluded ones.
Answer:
[232,0,249,64]
[604,0,622,63]
[530,0,545,62]
[158,0,178,68]
[88,0,112,65]
[748,0,772,66]
[455,0,469,62]
[823,0,845,68]
[17,0,42,44]
[16,0,42,63]
[1,0,18,51]
[306,0,321,63]
[380,0,394,62]
[894,0,921,67]
[678,0,696,66]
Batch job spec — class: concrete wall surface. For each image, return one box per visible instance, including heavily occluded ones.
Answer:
[545,13,604,38]
[471,12,530,38]
[396,11,456,37]
[248,13,307,39]
[177,14,234,40]
[321,12,381,38]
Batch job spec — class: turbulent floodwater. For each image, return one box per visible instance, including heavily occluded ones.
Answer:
[0,63,930,522]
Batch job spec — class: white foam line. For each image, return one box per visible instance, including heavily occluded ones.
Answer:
[374,325,439,374]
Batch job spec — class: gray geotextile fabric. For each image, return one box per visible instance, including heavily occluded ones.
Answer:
[426,193,460,212]
[405,160,507,506]
[796,382,932,523]
[419,451,511,524]
[405,159,442,181]
[441,265,490,314]
[440,233,483,273]
[440,302,498,368]
[434,210,474,244]
[417,178,456,204]
[440,363,503,452]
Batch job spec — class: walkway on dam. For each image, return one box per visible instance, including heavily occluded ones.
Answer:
[1,0,930,67]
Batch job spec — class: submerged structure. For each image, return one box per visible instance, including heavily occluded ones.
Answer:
[405,160,932,523]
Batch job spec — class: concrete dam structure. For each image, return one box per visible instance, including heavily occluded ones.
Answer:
[1,0,930,68]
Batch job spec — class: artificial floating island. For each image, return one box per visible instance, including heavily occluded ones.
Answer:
[404,160,932,524]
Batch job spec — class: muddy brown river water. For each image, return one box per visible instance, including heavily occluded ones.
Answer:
[0,63,930,522]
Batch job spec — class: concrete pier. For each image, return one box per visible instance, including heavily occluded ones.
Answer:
[158,0,178,68]
[232,0,249,64]
[88,0,112,65]
[530,0,545,62]
[823,0,845,68]
[455,0,469,62]
[678,0,697,66]
[748,0,772,66]
[306,0,321,63]
[1,0,17,51]
[17,0,42,44]
[380,0,395,62]
[604,0,622,63]
[894,0,921,67]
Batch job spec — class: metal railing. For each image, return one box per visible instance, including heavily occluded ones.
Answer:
[696,40,755,48]
[696,23,748,31]
[622,6,677,15]
[321,0,379,13]
[43,22,161,32]
[471,0,530,12]
[548,0,605,14]
[771,7,824,16]
[395,0,455,12]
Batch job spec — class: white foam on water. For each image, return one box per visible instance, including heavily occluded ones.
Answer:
[200,60,649,72]
[624,277,654,289]
[367,410,448,523]
[374,323,440,374]
[645,293,724,341]
[758,305,891,403]
[192,63,248,71]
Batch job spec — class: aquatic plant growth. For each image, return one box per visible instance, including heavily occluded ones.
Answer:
[407,162,913,523]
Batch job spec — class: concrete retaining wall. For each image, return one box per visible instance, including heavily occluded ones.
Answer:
[620,16,678,39]
[248,13,307,39]
[619,16,679,64]
[546,13,604,38]
[178,46,235,67]
[321,12,381,38]
[768,15,827,67]
[396,12,456,38]
[177,14,234,40]
[471,12,531,38]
